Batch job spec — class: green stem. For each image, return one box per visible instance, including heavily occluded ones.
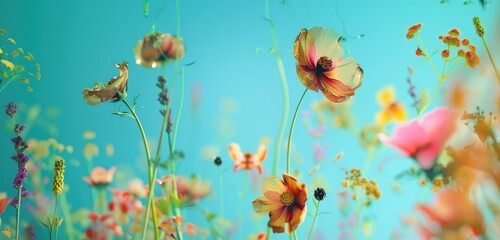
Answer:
[218,166,224,218]
[481,37,500,85]
[15,183,22,240]
[50,195,59,240]
[168,164,183,240]
[286,88,308,174]
[58,191,75,240]
[122,100,159,240]
[98,188,106,214]
[293,231,298,240]
[0,78,14,94]
[416,33,441,79]
[264,0,290,178]
[171,68,185,151]
[307,200,320,240]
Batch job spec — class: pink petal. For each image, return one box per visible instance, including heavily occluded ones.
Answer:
[228,143,244,162]
[379,120,429,157]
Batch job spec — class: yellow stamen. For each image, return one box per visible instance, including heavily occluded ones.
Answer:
[280,191,294,206]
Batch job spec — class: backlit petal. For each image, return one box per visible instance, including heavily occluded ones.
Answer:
[323,58,363,89]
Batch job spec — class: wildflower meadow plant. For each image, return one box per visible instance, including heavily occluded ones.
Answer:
[4,2,500,240]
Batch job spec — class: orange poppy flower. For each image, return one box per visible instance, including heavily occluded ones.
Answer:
[228,143,267,174]
[252,173,307,233]
[82,62,129,105]
[294,27,363,102]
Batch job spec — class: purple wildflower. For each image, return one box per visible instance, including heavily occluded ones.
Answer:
[406,65,419,112]
[10,187,30,208]
[5,102,17,117]
[14,123,25,134]
[157,76,170,105]
[25,224,36,240]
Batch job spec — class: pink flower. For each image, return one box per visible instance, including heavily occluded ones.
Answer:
[108,189,143,224]
[228,143,267,174]
[294,27,363,102]
[83,167,116,187]
[157,175,211,206]
[378,108,460,169]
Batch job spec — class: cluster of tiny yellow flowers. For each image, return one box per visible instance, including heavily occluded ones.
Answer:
[342,168,381,206]
[52,159,65,195]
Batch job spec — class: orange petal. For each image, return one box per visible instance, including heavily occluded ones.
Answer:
[255,145,267,162]
[296,65,319,91]
[287,204,307,233]
[268,207,287,233]
[228,143,243,161]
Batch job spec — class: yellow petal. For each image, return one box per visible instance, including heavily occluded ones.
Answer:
[0,60,14,70]
[7,38,15,44]
[377,86,395,105]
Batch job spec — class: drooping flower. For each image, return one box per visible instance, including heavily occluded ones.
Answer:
[134,32,185,68]
[294,27,363,102]
[228,143,267,174]
[417,189,484,239]
[252,173,307,233]
[83,166,116,187]
[82,62,129,105]
[378,108,460,169]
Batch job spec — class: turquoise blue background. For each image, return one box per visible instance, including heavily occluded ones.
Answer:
[1,0,499,239]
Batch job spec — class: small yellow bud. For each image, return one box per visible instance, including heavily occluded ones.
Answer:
[52,159,65,195]
[473,17,484,37]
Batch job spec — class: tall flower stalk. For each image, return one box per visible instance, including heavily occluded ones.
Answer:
[6,103,31,240]
[473,16,500,86]
[264,0,290,177]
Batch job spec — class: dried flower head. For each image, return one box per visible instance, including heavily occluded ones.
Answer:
[213,156,222,166]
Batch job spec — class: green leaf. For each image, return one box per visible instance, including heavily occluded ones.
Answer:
[36,217,49,228]
[156,198,170,215]
[23,56,32,61]
[111,111,133,119]
[55,218,64,227]
[14,65,24,73]
[206,213,217,221]
[0,29,6,35]
[0,60,14,70]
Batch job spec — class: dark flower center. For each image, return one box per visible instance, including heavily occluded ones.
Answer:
[316,56,333,73]
[280,191,294,206]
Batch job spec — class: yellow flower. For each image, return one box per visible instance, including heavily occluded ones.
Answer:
[375,86,407,126]
[252,173,307,233]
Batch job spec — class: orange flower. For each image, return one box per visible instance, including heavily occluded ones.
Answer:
[83,166,116,187]
[294,27,363,102]
[417,189,484,238]
[465,51,480,67]
[82,62,129,105]
[415,47,423,57]
[228,143,267,174]
[85,212,123,239]
[406,23,422,39]
[0,192,11,215]
[252,173,308,233]
[134,32,185,68]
